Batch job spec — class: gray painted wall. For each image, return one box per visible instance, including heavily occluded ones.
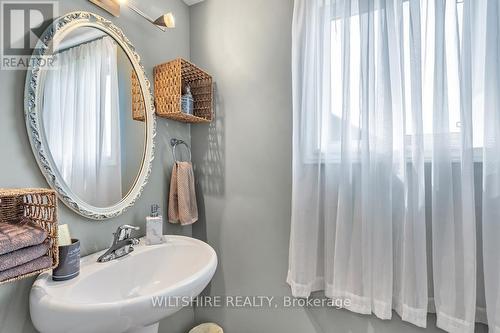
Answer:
[0,1,194,332]
[190,0,487,332]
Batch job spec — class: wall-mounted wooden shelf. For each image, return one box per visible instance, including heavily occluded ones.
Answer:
[154,58,213,124]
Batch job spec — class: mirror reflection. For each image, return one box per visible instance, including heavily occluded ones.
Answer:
[41,27,146,208]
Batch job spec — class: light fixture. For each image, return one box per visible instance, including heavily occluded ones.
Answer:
[87,0,175,32]
[153,13,176,29]
[127,3,175,31]
[88,0,120,17]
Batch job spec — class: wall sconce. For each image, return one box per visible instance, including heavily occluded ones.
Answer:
[88,0,175,31]
[128,4,175,31]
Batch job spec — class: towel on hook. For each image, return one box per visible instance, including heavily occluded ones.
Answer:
[168,161,198,225]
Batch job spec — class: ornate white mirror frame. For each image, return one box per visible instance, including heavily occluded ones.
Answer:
[24,11,156,220]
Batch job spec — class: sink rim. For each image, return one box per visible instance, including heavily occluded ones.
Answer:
[30,235,217,310]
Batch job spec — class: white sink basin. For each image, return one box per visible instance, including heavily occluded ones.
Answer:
[30,236,217,333]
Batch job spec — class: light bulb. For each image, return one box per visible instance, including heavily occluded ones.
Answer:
[153,12,176,29]
[164,12,175,28]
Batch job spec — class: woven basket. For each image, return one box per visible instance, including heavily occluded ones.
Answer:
[0,188,58,284]
[131,71,145,122]
[154,58,213,123]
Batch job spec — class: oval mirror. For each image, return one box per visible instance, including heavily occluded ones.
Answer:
[24,12,156,220]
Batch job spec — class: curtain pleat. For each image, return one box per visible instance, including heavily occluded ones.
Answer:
[430,1,477,332]
[393,0,428,326]
[482,0,500,331]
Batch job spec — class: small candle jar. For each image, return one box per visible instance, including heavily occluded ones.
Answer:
[52,239,80,281]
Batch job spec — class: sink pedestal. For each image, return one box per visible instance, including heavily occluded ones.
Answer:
[129,323,159,333]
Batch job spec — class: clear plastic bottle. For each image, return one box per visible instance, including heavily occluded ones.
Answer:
[181,85,194,115]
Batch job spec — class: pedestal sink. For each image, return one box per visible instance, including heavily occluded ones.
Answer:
[30,236,217,333]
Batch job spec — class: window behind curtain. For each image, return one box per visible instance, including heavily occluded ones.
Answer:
[324,0,483,161]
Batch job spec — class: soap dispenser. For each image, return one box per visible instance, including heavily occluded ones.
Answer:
[146,204,164,245]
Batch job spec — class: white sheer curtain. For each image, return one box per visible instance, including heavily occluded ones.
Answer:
[288,0,498,332]
[43,36,122,207]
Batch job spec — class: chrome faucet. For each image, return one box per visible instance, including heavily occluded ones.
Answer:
[97,225,140,263]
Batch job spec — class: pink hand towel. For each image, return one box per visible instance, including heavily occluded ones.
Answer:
[168,161,198,225]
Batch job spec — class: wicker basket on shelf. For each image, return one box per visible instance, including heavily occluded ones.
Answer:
[0,188,58,284]
[131,71,145,122]
[154,58,213,123]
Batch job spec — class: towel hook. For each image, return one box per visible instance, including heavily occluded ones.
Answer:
[170,138,192,162]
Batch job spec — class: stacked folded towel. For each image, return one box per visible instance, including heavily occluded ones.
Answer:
[0,217,51,282]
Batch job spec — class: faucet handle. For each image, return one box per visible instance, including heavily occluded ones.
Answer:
[115,225,140,241]
[118,224,140,231]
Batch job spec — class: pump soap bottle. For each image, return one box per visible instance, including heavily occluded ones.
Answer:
[146,204,164,245]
